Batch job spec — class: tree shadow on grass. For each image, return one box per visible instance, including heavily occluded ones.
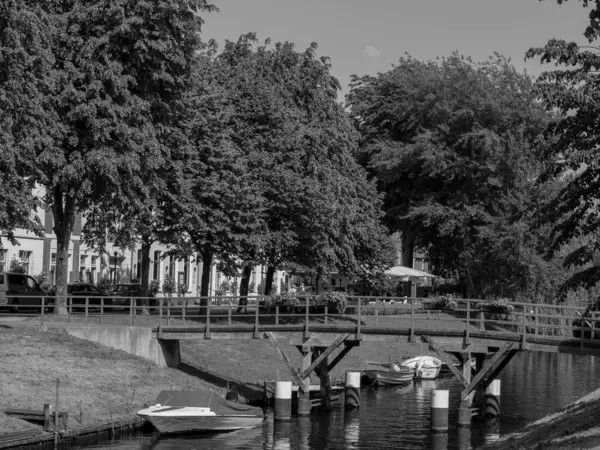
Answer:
[177,361,265,406]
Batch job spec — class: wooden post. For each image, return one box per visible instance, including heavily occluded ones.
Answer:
[298,350,312,416]
[465,300,470,343]
[227,300,231,325]
[40,295,45,325]
[479,309,485,331]
[275,306,279,326]
[158,298,163,326]
[131,297,136,327]
[534,306,539,335]
[458,353,473,428]
[324,305,328,324]
[357,297,361,339]
[85,297,89,325]
[99,297,103,325]
[43,404,52,432]
[182,299,186,325]
[375,302,379,326]
[592,312,596,341]
[318,352,331,410]
[206,300,211,335]
[410,299,415,342]
[274,381,292,421]
[304,297,310,338]
[54,378,60,443]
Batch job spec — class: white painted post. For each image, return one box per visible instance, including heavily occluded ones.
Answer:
[431,389,449,432]
[344,371,361,409]
[274,381,292,421]
[485,379,501,418]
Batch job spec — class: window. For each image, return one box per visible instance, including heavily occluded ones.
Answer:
[153,251,161,280]
[79,255,87,282]
[50,253,57,284]
[19,251,32,274]
[0,250,6,273]
[136,249,142,280]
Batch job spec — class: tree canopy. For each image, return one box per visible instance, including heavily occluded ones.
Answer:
[347,53,549,298]
[0,0,215,309]
[526,29,600,295]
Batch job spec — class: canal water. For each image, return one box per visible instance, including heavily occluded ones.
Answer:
[66,352,600,450]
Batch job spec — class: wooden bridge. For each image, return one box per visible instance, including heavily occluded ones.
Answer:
[4,295,599,423]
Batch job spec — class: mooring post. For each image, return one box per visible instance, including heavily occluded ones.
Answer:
[431,389,449,433]
[344,371,360,409]
[484,379,501,418]
[432,432,448,450]
[274,381,292,421]
[317,350,332,410]
[297,349,312,416]
[43,404,52,432]
[457,353,474,428]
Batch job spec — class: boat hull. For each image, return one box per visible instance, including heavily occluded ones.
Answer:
[363,369,414,386]
[400,356,443,380]
[140,414,264,434]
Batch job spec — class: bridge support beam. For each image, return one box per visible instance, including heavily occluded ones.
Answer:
[422,336,518,427]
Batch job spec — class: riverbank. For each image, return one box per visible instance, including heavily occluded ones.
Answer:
[0,322,442,437]
[0,327,222,435]
[484,387,600,449]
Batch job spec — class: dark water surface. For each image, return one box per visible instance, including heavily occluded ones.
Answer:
[66,352,600,449]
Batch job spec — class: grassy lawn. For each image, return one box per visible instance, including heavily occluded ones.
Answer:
[0,327,221,434]
[0,310,477,435]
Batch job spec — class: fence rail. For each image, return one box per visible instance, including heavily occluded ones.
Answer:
[1,295,598,347]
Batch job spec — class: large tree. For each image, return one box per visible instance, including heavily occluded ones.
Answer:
[347,53,549,298]
[178,35,394,297]
[526,0,600,295]
[0,0,214,312]
[0,1,49,246]
[218,36,394,293]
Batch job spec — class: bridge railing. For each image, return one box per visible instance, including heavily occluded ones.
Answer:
[4,295,600,346]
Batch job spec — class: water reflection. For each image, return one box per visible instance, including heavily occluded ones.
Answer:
[67,352,600,450]
[272,420,292,450]
[344,410,360,449]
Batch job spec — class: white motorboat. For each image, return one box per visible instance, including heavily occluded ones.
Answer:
[137,391,264,434]
[400,356,443,380]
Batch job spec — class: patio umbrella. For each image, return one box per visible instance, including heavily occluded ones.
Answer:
[384,266,438,281]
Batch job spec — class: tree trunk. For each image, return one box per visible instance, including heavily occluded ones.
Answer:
[200,252,213,301]
[237,265,252,314]
[239,265,252,297]
[52,188,76,315]
[401,230,415,268]
[265,265,276,295]
[139,234,152,314]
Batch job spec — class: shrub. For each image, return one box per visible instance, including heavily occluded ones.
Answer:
[249,281,256,293]
[177,282,187,296]
[9,257,27,274]
[214,289,225,297]
[149,279,160,296]
[230,280,239,296]
[34,272,52,292]
[483,298,515,314]
[220,279,231,292]
[429,295,457,311]
[321,291,347,315]
[98,275,112,292]
[162,275,176,295]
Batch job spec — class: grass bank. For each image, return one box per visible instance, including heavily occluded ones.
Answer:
[0,327,221,434]
[1,313,469,435]
[483,388,600,450]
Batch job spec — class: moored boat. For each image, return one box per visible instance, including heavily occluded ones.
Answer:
[137,391,264,434]
[363,362,415,386]
[400,356,443,380]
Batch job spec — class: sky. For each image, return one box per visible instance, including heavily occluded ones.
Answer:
[201,0,592,97]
